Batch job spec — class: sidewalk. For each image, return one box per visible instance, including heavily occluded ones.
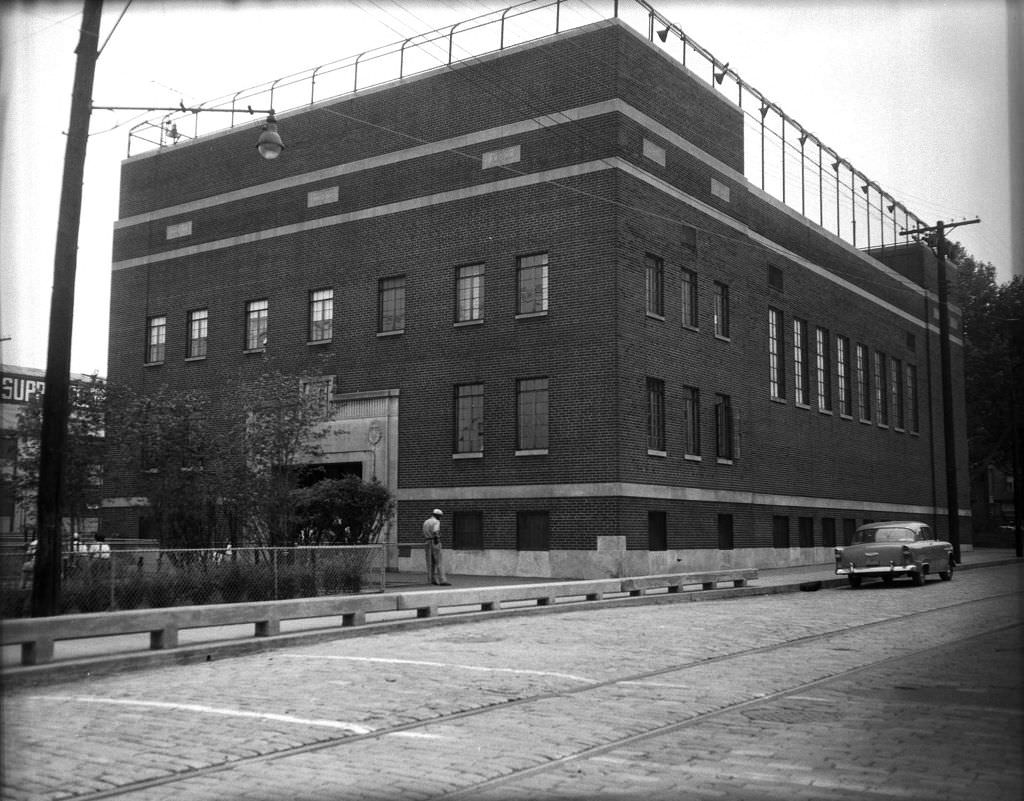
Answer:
[3,549,1019,684]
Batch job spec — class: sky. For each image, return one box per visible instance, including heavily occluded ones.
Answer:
[0,0,1016,377]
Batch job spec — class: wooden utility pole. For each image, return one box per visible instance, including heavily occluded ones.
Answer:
[901,217,980,564]
[31,0,103,616]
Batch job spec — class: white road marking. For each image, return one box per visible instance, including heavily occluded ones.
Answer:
[29,695,372,734]
[281,654,595,683]
[617,681,692,689]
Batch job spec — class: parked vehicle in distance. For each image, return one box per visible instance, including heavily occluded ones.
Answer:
[834,521,954,589]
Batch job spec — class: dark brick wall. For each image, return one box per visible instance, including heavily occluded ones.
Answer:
[105,21,969,551]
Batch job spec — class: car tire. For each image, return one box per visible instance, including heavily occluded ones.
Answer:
[939,560,954,581]
[848,575,862,589]
[910,570,924,586]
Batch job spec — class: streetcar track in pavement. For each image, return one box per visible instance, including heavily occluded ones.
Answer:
[40,590,1024,800]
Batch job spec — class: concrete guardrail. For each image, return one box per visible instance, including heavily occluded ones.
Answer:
[2,569,758,666]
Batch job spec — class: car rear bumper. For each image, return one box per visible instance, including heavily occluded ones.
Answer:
[835,565,916,576]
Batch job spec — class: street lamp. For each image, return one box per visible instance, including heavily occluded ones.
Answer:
[32,0,283,616]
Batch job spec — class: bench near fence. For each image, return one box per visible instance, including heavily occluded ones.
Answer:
[2,568,757,667]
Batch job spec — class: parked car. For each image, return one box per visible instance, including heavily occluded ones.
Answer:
[834,521,954,588]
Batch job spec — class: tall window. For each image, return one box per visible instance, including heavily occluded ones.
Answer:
[648,511,667,551]
[516,511,549,550]
[717,514,734,550]
[855,343,871,421]
[681,268,698,328]
[517,253,548,315]
[454,383,484,454]
[647,378,666,452]
[715,393,735,460]
[798,516,814,548]
[822,518,837,547]
[891,357,904,429]
[378,276,405,333]
[146,315,166,363]
[245,299,268,350]
[456,263,485,323]
[793,318,810,405]
[713,282,730,338]
[815,326,832,412]
[645,254,664,317]
[768,307,785,399]
[453,511,484,549]
[517,377,549,451]
[772,515,790,548]
[682,385,701,456]
[874,351,888,425]
[186,308,207,359]
[836,335,852,416]
[906,364,920,433]
[309,288,333,342]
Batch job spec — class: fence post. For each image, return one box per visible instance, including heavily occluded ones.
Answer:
[273,548,279,600]
[110,550,117,610]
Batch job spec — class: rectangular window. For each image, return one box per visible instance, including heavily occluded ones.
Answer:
[891,356,904,429]
[906,364,920,433]
[816,327,832,412]
[710,177,730,202]
[680,224,697,255]
[682,385,701,457]
[453,511,484,549]
[645,254,664,317]
[378,276,405,333]
[245,299,268,350]
[768,307,785,400]
[822,518,837,547]
[718,514,734,550]
[306,186,338,207]
[648,511,667,551]
[856,343,871,421]
[772,515,790,548]
[681,268,698,328]
[517,253,548,315]
[798,516,814,548]
[186,308,208,359]
[454,383,484,454]
[647,378,666,452]
[836,335,852,416]
[713,282,730,338]
[146,315,166,363]
[793,318,810,405]
[517,377,549,452]
[768,264,784,291]
[843,518,857,546]
[874,351,889,425]
[309,288,333,342]
[456,263,485,323]
[715,393,735,460]
[516,511,549,551]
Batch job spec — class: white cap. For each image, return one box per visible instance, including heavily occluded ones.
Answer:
[432,508,444,516]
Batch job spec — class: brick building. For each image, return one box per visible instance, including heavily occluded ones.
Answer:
[102,19,969,577]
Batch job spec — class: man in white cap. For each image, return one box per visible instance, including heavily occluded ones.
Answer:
[422,508,450,585]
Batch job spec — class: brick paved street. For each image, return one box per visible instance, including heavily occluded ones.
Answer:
[2,563,1021,800]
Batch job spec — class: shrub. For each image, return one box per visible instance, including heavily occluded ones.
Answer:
[216,563,249,603]
[1,589,30,618]
[145,573,179,608]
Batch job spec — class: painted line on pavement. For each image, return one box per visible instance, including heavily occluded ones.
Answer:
[28,695,373,734]
[281,653,596,683]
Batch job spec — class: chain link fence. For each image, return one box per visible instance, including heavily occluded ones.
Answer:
[1,545,386,618]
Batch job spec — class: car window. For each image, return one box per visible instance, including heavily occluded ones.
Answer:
[873,527,915,543]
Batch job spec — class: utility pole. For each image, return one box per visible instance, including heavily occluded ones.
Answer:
[31,0,103,616]
[901,217,980,564]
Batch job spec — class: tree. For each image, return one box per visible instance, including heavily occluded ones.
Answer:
[114,367,331,548]
[15,373,106,536]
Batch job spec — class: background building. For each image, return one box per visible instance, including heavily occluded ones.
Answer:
[102,18,969,577]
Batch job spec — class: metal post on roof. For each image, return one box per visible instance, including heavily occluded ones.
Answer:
[448,22,461,64]
[353,52,365,92]
[500,6,511,49]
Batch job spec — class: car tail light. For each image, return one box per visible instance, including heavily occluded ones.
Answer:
[902,545,912,564]
[834,547,843,564]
